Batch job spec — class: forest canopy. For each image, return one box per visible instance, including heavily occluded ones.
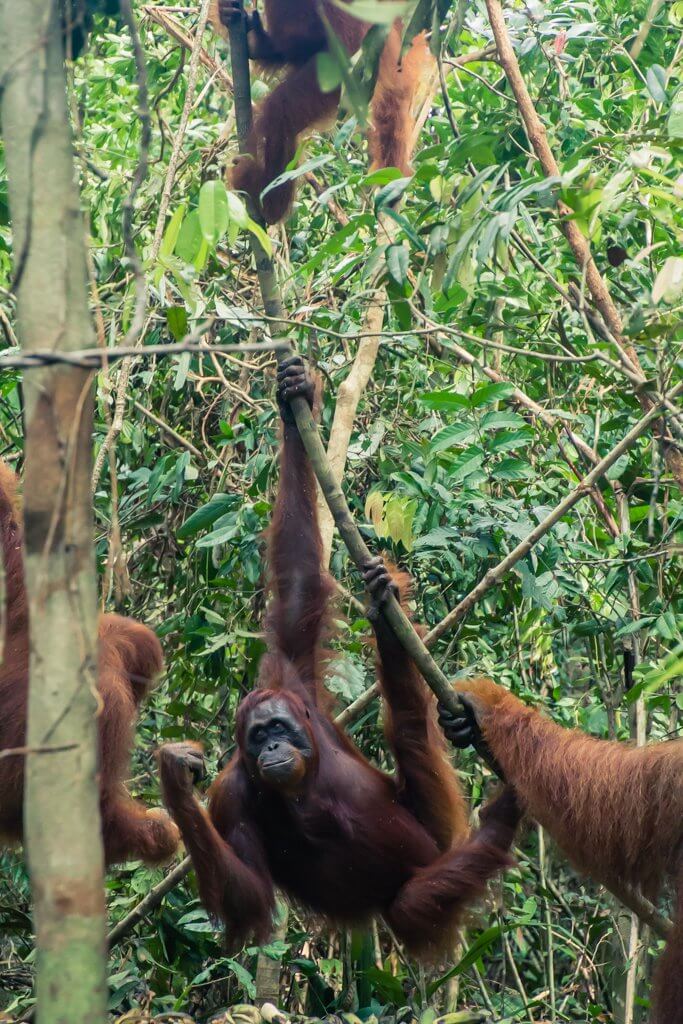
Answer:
[0,0,681,1022]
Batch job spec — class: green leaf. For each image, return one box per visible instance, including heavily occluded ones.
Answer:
[668,87,683,138]
[175,209,203,263]
[177,495,233,539]
[173,351,191,390]
[448,444,485,482]
[318,10,370,123]
[316,51,343,92]
[428,925,504,992]
[198,179,230,245]
[413,526,458,550]
[261,155,333,199]
[469,382,516,407]
[428,222,449,254]
[196,522,240,548]
[226,958,256,999]
[655,610,679,641]
[489,428,533,452]
[364,166,404,187]
[225,189,250,227]
[479,410,527,431]
[193,237,210,272]
[386,243,409,285]
[492,457,532,481]
[645,64,667,104]
[166,305,188,342]
[159,203,186,260]
[428,422,477,454]
[626,643,683,702]
[364,966,405,1005]
[652,256,683,304]
[365,491,385,530]
[328,0,410,25]
[420,389,469,411]
[384,495,417,550]
[246,218,273,256]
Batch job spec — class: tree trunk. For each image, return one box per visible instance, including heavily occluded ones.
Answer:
[0,2,108,1022]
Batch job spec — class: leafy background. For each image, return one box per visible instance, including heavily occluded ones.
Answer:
[0,0,682,1020]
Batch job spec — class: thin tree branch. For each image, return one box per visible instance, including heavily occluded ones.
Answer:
[107,857,192,947]
[0,339,286,369]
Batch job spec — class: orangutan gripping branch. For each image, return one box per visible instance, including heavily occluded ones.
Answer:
[159,356,521,955]
[0,459,179,867]
[438,676,683,1024]
[212,0,430,223]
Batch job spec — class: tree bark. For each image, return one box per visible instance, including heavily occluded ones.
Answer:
[0,2,107,1022]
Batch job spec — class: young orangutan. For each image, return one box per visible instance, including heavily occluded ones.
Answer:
[438,677,683,1024]
[0,458,179,867]
[159,357,520,955]
[211,0,430,223]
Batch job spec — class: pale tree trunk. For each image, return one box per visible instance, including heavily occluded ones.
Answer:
[0,2,107,1023]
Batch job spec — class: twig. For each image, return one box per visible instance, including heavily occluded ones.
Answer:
[0,305,18,347]
[0,743,78,761]
[0,339,286,369]
[425,379,683,645]
[133,400,203,459]
[410,44,498,151]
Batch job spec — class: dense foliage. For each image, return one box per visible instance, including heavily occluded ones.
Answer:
[0,0,681,1020]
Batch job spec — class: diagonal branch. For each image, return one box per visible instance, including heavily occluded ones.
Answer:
[142,4,232,89]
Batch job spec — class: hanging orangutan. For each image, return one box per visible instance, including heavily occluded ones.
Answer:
[210,0,430,223]
[159,356,521,955]
[0,458,179,867]
[438,676,683,1024]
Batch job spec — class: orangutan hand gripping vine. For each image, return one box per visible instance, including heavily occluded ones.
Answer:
[0,459,179,867]
[159,356,521,955]
[438,678,683,1024]
[211,0,430,223]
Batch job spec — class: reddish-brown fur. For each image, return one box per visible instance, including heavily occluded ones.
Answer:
[456,677,683,1024]
[211,0,430,223]
[160,365,520,955]
[0,458,179,867]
